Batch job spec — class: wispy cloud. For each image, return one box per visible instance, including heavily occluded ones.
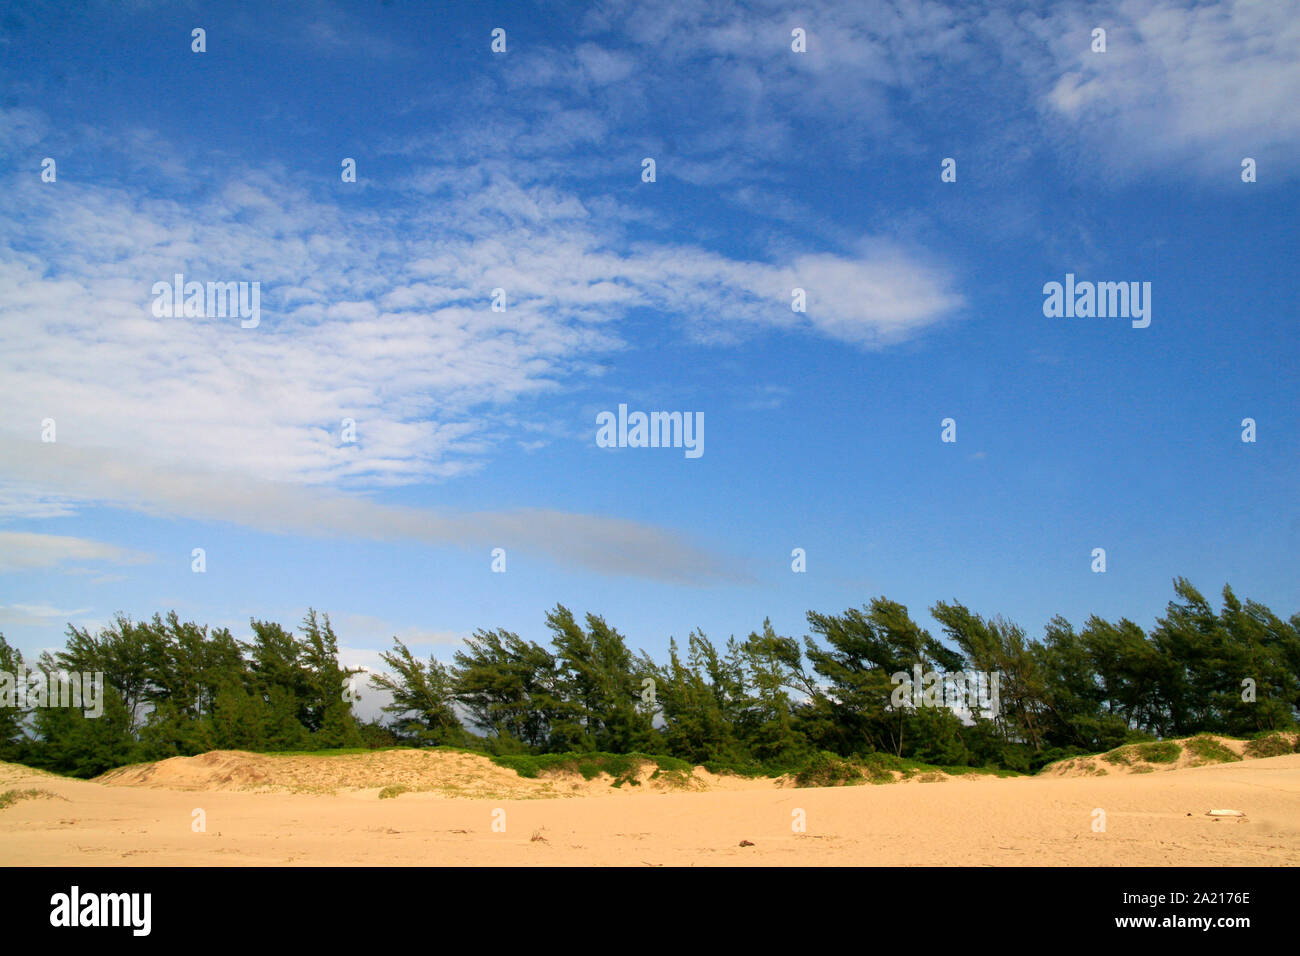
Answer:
[0,603,93,629]
[1019,0,1300,177]
[0,103,963,574]
[0,440,746,585]
[0,530,151,574]
[336,612,467,652]
[539,0,1300,182]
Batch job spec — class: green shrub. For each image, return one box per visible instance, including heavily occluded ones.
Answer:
[1184,735,1240,764]
[1244,732,1293,759]
[490,752,692,787]
[1135,741,1181,763]
[795,751,865,787]
[1101,748,1132,766]
[701,757,776,778]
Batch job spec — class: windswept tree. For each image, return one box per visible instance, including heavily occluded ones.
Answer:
[4,579,1295,778]
[137,613,247,757]
[29,648,139,776]
[1150,579,1300,736]
[56,615,152,734]
[0,634,26,761]
[246,618,312,729]
[453,628,562,750]
[1032,616,1129,752]
[546,605,653,753]
[737,619,813,767]
[369,638,463,745]
[638,631,749,765]
[1077,614,1171,736]
[296,610,365,748]
[930,601,1048,755]
[804,598,965,758]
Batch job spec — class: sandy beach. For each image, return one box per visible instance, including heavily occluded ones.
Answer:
[2,748,1297,866]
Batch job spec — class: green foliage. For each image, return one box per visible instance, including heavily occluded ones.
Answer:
[700,757,773,777]
[637,631,750,766]
[1244,731,1295,758]
[358,720,401,750]
[369,640,463,746]
[803,597,963,759]
[1031,746,1092,772]
[791,751,1017,788]
[1135,741,1182,763]
[452,627,563,749]
[490,751,691,786]
[1183,734,1241,763]
[27,681,141,777]
[1101,748,1132,766]
[0,634,25,762]
[545,606,654,754]
[3,578,1297,781]
[794,751,866,787]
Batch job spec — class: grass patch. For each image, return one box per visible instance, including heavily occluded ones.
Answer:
[1244,732,1295,759]
[649,768,693,788]
[489,752,693,787]
[939,764,1020,779]
[1134,741,1182,763]
[1093,741,1180,768]
[700,759,776,778]
[795,752,866,787]
[1184,735,1241,764]
[378,785,409,799]
[792,752,1017,788]
[268,747,408,758]
[0,788,60,809]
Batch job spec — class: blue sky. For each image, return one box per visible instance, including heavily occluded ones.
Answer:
[1,0,1297,716]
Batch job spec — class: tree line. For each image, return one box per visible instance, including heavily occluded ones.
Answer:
[1,578,1296,778]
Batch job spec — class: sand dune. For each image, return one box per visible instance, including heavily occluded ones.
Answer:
[2,748,1298,866]
[92,749,778,797]
[1042,732,1299,778]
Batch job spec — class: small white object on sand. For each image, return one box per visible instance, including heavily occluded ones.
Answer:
[1206,809,1246,817]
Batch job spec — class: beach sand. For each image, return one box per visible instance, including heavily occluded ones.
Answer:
[1,749,1297,866]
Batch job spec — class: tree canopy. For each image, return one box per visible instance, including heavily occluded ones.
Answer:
[1,580,1295,778]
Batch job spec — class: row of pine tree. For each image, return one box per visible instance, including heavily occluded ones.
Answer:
[1,578,1296,778]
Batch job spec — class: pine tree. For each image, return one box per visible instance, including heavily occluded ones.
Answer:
[370,638,464,745]
[0,634,26,762]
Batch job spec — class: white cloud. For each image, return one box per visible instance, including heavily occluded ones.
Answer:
[1026,0,1300,176]
[0,90,964,579]
[0,531,150,573]
[575,44,638,85]
[335,613,467,652]
[0,603,93,629]
[0,108,962,508]
[0,440,745,585]
[0,106,48,152]
[562,0,1300,180]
